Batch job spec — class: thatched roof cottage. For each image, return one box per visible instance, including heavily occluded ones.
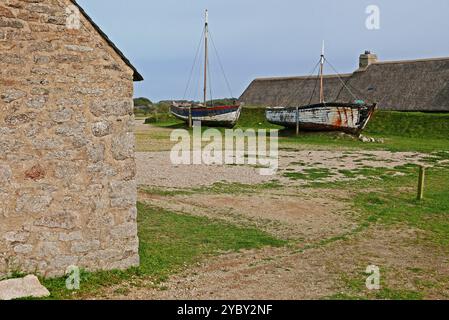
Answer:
[240,52,449,112]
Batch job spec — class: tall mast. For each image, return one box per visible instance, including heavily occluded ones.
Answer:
[203,9,209,108]
[319,40,325,103]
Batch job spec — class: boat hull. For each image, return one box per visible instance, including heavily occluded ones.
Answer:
[266,102,377,135]
[170,105,242,128]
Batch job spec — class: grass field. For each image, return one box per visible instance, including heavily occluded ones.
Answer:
[37,107,449,299]
[145,107,449,153]
[41,203,285,299]
[138,107,448,299]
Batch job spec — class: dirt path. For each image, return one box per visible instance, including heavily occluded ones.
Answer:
[138,188,355,242]
[103,225,449,300]
[116,123,449,300]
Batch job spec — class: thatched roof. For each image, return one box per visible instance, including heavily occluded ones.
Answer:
[240,56,449,112]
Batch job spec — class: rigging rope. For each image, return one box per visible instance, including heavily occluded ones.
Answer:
[281,59,321,107]
[208,54,213,106]
[208,30,234,99]
[183,27,205,101]
[334,76,353,102]
[194,47,203,103]
[308,67,320,105]
[323,57,358,101]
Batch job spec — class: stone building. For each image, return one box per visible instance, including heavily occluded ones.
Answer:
[1,0,143,277]
[240,51,449,112]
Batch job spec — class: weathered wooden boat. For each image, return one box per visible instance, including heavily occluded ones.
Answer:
[266,102,376,135]
[266,43,377,135]
[170,103,242,128]
[171,10,241,128]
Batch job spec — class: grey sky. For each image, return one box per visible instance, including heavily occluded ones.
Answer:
[77,0,449,101]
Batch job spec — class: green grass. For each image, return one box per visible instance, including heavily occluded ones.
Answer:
[140,181,282,197]
[237,108,449,141]
[330,273,425,300]
[144,105,281,131]
[151,120,184,128]
[137,203,285,279]
[355,167,449,245]
[142,106,449,153]
[238,108,449,153]
[279,132,449,153]
[365,111,449,140]
[374,288,424,300]
[307,163,449,244]
[338,164,414,180]
[283,168,335,181]
[144,113,182,125]
[42,203,285,299]
[236,107,282,130]
[314,164,449,300]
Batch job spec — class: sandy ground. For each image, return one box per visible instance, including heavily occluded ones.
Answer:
[136,150,428,188]
[135,119,429,188]
[102,122,449,300]
[136,152,272,188]
[138,188,355,242]
[105,227,449,300]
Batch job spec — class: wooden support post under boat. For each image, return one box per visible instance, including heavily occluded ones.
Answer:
[417,165,426,201]
[296,106,299,136]
[188,106,192,128]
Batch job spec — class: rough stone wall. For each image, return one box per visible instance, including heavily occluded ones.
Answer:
[0,0,139,277]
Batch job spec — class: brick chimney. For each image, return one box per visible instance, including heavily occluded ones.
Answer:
[359,50,378,69]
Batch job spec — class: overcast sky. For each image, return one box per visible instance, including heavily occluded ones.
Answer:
[77,0,449,102]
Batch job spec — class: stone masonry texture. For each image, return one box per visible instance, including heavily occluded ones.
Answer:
[0,0,139,277]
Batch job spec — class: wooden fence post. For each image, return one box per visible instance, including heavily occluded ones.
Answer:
[417,165,426,201]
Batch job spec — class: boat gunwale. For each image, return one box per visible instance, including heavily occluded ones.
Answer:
[171,104,241,112]
[170,104,242,128]
[266,102,377,111]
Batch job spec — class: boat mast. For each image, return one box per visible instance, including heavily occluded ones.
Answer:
[203,9,209,108]
[319,40,325,103]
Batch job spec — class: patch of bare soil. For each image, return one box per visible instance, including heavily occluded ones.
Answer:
[102,226,449,300]
[139,188,355,242]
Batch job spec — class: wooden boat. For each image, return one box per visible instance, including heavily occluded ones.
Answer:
[266,43,377,135]
[170,103,242,128]
[266,102,376,135]
[171,10,242,128]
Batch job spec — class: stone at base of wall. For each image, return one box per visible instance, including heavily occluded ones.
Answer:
[0,275,50,300]
[0,240,140,279]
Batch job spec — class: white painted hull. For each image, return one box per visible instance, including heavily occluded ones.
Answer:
[170,105,242,128]
[266,103,377,134]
